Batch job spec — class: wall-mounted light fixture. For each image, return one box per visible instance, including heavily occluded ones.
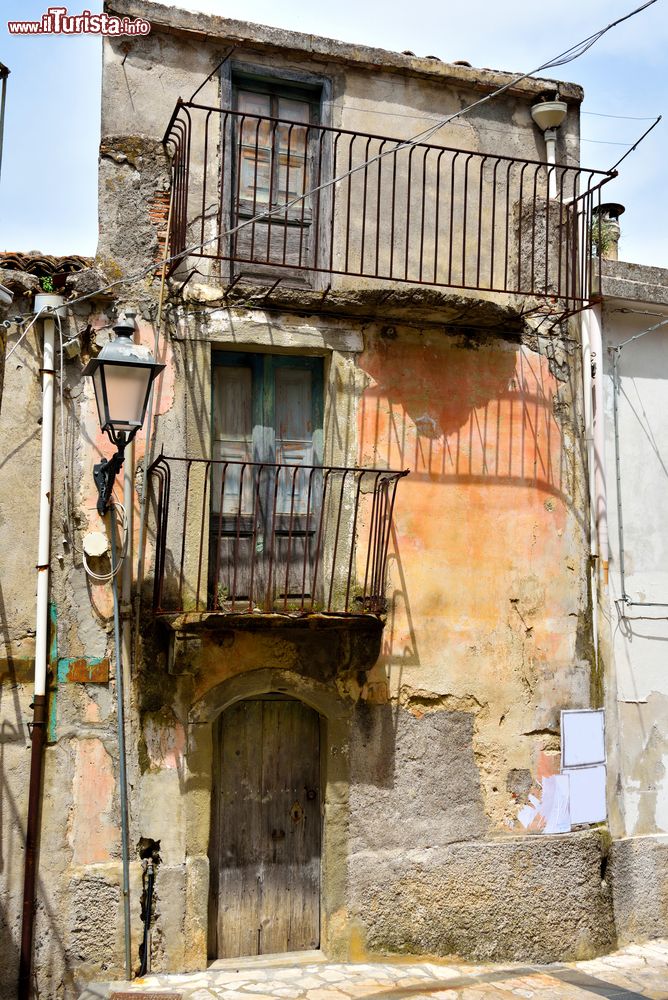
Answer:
[531,94,568,198]
[83,311,164,514]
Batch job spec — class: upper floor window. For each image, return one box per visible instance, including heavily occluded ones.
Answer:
[231,79,322,281]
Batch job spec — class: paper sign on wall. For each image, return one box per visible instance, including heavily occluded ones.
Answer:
[541,773,571,833]
[567,765,607,824]
[561,709,606,769]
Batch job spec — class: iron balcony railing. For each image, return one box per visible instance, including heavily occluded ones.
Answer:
[164,99,615,308]
[147,455,408,616]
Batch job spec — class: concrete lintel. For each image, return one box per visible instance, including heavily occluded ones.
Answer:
[174,281,526,335]
[175,301,365,354]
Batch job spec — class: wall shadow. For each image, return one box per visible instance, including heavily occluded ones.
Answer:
[358,333,583,673]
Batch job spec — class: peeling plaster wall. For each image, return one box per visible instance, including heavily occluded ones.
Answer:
[356,327,591,827]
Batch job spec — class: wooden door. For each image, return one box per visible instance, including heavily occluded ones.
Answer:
[210,698,321,958]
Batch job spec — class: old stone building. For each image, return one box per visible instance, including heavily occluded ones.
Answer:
[1,2,665,998]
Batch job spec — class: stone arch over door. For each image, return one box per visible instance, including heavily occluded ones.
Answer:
[186,668,352,961]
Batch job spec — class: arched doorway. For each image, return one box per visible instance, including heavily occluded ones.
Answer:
[209,695,321,958]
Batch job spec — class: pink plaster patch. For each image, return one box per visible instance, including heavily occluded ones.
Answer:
[83,696,101,723]
[70,738,118,865]
[537,749,560,781]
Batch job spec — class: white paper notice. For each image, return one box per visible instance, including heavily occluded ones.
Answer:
[566,764,607,824]
[516,778,571,833]
[561,709,605,768]
[541,774,571,834]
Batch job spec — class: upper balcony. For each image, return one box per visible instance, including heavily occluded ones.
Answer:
[164,99,615,315]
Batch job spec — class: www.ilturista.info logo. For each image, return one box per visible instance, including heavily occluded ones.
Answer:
[7,7,151,35]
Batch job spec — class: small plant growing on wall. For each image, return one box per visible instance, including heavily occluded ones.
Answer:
[590,219,617,259]
[39,275,55,293]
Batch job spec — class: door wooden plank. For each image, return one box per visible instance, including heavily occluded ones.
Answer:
[259,701,320,953]
[259,700,289,955]
[286,705,320,952]
[218,701,264,958]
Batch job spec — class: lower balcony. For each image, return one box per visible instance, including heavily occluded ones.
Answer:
[147,456,408,618]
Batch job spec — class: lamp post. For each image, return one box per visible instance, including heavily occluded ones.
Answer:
[82,310,164,979]
[83,311,164,513]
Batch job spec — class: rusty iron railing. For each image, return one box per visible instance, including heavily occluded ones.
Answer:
[163,100,615,308]
[147,455,408,615]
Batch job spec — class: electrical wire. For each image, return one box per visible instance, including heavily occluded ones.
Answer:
[311,97,660,130]
[608,114,662,172]
[4,306,48,361]
[2,0,657,328]
[582,110,660,120]
[82,501,128,583]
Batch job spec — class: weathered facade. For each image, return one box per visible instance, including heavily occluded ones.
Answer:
[2,3,664,999]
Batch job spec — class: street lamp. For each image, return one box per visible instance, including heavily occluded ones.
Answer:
[83,311,164,514]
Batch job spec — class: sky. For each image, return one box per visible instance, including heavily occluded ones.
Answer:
[1,0,666,268]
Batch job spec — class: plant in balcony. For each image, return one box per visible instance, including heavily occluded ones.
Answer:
[590,219,617,259]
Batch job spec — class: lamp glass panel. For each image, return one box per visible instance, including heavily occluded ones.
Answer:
[103,363,152,430]
[92,365,107,428]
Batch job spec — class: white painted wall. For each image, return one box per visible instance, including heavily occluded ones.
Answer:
[602,302,668,837]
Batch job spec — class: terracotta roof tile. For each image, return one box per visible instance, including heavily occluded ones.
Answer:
[0,252,93,275]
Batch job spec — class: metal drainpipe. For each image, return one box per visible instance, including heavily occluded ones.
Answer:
[581,308,599,669]
[582,309,597,560]
[122,440,134,690]
[120,442,134,974]
[544,128,558,199]
[589,304,609,583]
[110,504,133,978]
[611,348,628,602]
[18,295,63,1000]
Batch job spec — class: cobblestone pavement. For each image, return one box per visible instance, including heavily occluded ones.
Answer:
[80,939,668,1000]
